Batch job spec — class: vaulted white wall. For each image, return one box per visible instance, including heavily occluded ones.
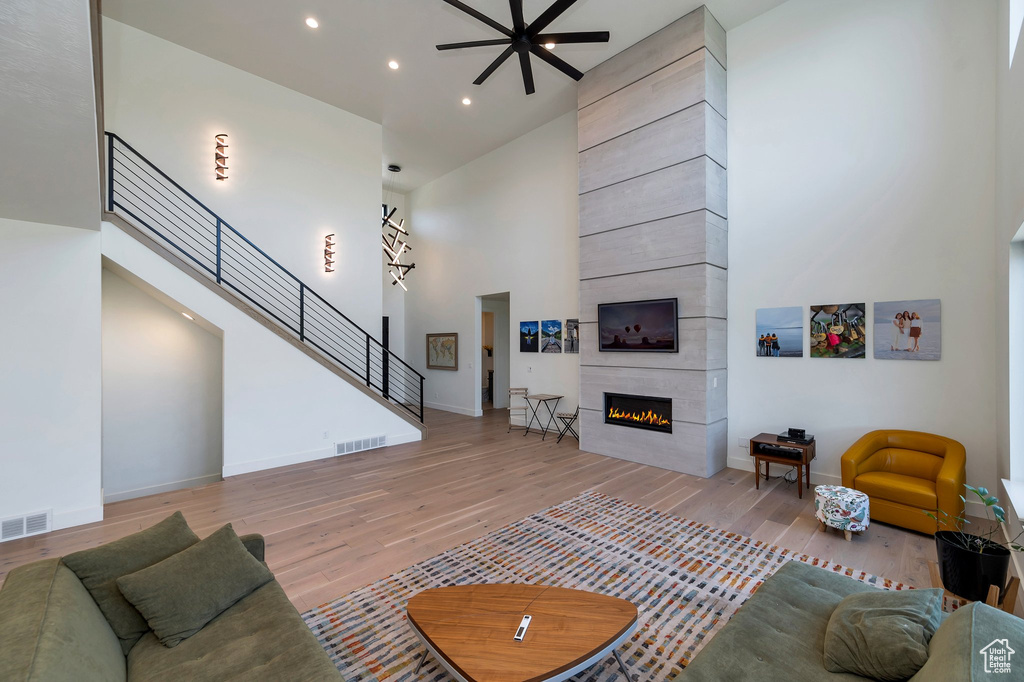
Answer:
[102,18,384,335]
[0,0,101,231]
[0,218,102,529]
[727,0,998,493]
[406,113,579,418]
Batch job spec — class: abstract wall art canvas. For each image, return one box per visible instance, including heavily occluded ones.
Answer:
[809,304,867,358]
[541,320,562,353]
[564,319,580,354]
[426,333,458,370]
[873,299,941,360]
[520,321,539,352]
[755,307,803,357]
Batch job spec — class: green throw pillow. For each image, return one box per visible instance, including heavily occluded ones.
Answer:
[823,588,944,681]
[116,523,274,648]
[62,511,199,654]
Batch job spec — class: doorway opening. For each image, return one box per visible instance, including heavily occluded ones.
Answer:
[479,292,510,414]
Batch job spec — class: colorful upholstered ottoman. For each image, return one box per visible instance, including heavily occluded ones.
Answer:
[814,485,869,541]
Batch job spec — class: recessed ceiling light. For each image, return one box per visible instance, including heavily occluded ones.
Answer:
[544,42,555,49]
[462,97,472,105]
[388,60,400,70]
[182,312,195,321]
[305,17,319,28]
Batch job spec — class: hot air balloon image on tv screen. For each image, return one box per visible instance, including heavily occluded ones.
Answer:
[597,299,678,353]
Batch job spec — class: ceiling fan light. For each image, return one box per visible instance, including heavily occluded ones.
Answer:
[544,42,555,49]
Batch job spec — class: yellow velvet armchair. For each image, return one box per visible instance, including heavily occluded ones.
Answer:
[840,430,966,535]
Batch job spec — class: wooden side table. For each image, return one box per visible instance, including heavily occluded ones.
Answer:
[749,433,816,499]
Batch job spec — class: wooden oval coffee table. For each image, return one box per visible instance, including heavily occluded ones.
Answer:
[407,584,638,682]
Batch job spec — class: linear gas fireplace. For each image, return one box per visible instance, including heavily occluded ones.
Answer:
[604,392,672,434]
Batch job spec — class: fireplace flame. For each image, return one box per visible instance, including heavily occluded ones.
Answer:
[607,406,671,427]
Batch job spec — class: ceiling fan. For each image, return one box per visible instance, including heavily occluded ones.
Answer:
[436,0,610,95]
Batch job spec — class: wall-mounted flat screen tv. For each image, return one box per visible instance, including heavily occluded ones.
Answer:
[598,298,679,352]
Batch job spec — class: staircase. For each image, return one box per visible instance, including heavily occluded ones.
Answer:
[104,132,425,429]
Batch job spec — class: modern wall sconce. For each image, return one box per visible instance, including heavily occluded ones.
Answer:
[215,134,229,181]
[324,233,336,272]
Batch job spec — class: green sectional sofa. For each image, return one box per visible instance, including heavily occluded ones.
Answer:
[683,560,1024,681]
[0,527,341,682]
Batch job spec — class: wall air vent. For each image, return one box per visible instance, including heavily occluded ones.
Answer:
[0,510,52,543]
[335,434,387,456]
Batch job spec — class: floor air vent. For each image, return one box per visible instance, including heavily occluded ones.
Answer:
[336,434,387,456]
[1,510,52,543]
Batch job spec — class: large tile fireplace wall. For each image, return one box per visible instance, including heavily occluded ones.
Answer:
[577,6,727,477]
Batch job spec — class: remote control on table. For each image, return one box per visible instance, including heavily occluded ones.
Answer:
[514,615,532,641]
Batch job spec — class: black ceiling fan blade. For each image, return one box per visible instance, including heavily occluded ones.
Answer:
[441,0,515,37]
[510,0,525,32]
[528,0,579,36]
[530,44,584,81]
[474,44,516,85]
[533,31,610,44]
[436,38,512,51]
[519,50,536,95]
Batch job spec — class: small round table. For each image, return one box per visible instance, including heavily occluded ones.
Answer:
[814,485,870,541]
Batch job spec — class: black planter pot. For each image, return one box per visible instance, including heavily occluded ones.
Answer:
[935,531,1011,603]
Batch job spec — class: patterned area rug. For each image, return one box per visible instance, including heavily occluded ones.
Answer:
[302,491,905,680]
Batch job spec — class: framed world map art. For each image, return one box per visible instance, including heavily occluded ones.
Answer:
[426,333,458,370]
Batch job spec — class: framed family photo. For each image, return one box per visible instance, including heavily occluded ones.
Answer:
[873,299,941,360]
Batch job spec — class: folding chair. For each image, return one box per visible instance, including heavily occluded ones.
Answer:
[556,406,579,443]
[508,388,529,433]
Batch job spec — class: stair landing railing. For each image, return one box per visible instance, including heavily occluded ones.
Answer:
[105,132,424,423]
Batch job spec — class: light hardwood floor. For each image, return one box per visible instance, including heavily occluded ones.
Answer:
[0,408,987,613]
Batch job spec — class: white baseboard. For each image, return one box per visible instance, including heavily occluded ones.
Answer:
[424,401,478,417]
[386,432,423,446]
[223,445,336,477]
[223,431,423,478]
[104,474,222,503]
[728,455,989,515]
[726,455,841,486]
[53,505,104,531]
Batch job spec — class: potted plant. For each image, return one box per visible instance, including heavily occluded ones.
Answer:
[927,485,1023,602]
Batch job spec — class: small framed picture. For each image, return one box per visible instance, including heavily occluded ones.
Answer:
[426,333,458,370]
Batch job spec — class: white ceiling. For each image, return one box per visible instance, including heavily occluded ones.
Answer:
[101,0,784,193]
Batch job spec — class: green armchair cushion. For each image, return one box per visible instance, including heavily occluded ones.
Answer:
[117,524,274,648]
[823,587,943,680]
[62,511,199,654]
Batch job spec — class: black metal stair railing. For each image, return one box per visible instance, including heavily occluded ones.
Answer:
[105,132,425,423]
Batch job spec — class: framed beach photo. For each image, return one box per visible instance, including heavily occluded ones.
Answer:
[873,299,940,360]
[755,307,803,357]
[426,333,458,370]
